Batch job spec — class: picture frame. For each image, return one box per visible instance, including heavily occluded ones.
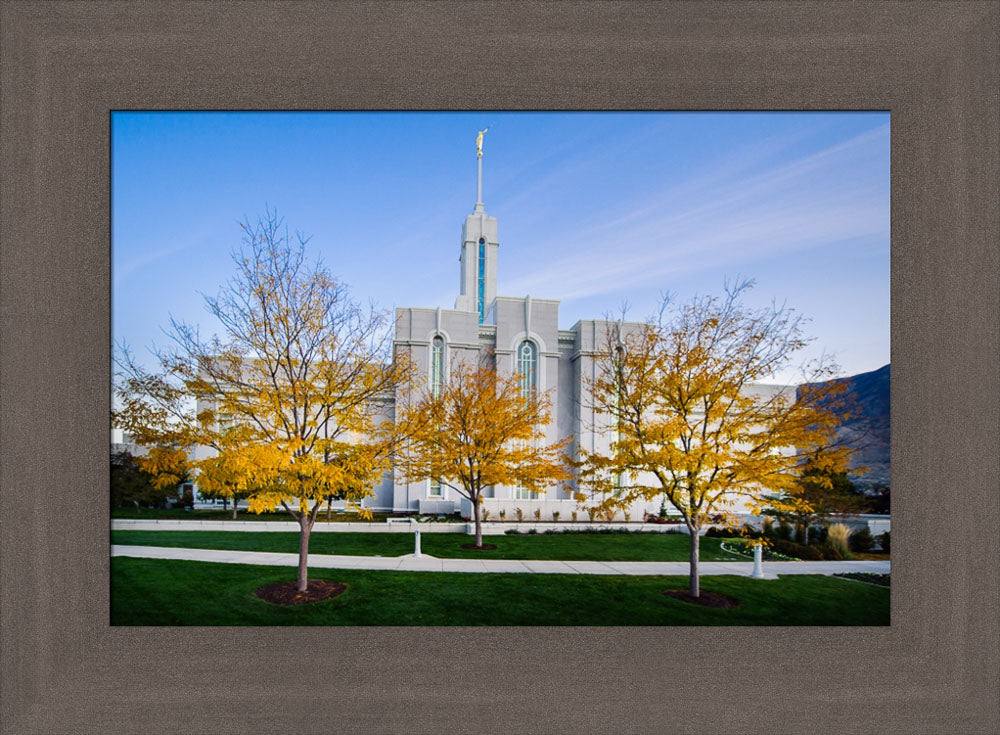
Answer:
[1,1,996,732]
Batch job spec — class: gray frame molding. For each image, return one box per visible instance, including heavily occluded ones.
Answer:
[1,1,997,733]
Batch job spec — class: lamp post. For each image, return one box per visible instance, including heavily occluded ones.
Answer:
[752,541,765,579]
[412,517,422,558]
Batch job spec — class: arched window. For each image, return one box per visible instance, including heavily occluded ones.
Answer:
[515,339,539,499]
[477,238,486,324]
[517,340,537,397]
[431,335,444,397]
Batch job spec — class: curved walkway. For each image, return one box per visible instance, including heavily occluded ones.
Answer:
[111,545,890,579]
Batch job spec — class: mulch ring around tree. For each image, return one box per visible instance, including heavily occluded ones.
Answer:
[663,589,740,609]
[254,580,346,606]
[459,543,498,550]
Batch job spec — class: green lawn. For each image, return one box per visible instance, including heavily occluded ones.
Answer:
[111,529,746,561]
[110,557,890,626]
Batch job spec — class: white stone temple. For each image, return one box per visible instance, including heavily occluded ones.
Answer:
[369,133,789,518]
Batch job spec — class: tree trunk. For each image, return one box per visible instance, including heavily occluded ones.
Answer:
[232,499,238,520]
[297,516,313,592]
[326,495,332,522]
[688,523,700,597]
[472,494,483,548]
[803,523,809,545]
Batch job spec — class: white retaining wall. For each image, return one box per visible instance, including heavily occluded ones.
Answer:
[111,519,692,535]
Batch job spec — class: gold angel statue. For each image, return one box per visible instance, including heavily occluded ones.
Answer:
[476,127,488,157]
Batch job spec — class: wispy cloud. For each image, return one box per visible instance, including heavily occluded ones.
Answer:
[501,124,889,303]
[113,226,221,286]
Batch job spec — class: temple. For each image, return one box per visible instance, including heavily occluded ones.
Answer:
[371,133,789,517]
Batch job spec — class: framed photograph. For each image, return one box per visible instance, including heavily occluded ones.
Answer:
[109,109,892,624]
[2,2,996,733]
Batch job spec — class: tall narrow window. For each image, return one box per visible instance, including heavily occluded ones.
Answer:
[431,335,444,397]
[430,335,445,497]
[516,339,539,500]
[477,237,485,324]
[517,340,537,397]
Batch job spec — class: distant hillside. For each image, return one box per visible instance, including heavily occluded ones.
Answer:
[802,364,890,487]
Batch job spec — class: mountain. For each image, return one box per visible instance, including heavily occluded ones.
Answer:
[802,364,890,488]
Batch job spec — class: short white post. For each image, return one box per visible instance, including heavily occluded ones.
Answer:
[752,541,765,579]
[412,519,422,558]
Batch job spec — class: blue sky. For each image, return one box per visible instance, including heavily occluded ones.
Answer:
[112,111,889,384]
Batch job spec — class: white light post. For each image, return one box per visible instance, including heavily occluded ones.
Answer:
[412,518,422,558]
[752,541,765,579]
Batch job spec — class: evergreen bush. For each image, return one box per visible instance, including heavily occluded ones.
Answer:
[849,527,875,553]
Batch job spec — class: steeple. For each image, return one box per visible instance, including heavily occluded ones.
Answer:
[474,127,486,212]
[456,129,498,323]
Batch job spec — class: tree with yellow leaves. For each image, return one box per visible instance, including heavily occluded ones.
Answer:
[115,210,409,592]
[576,280,852,597]
[395,356,571,548]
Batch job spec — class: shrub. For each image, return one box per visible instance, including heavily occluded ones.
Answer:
[795,544,824,561]
[849,527,875,553]
[820,541,846,561]
[533,508,541,521]
[770,538,823,561]
[827,523,851,558]
[880,531,890,554]
[571,511,578,522]
[794,523,806,544]
[481,509,491,522]
[762,517,775,537]
[498,509,506,521]
[774,521,792,541]
[504,528,520,535]
[587,508,597,522]
[659,497,668,519]
[527,528,537,535]
[705,527,733,538]
[551,511,560,522]
[811,525,829,544]
[623,511,631,523]
[515,507,524,522]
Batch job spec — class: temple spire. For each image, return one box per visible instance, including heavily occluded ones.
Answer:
[475,127,488,212]
[456,128,498,321]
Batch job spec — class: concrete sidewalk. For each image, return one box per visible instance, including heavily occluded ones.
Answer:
[111,545,890,579]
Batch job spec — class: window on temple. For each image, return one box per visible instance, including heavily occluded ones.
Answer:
[515,485,537,500]
[612,344,624,490]
[516,339,539,499]
[517,340,537,397]
[477,237,485,324]
[431,335,444,397]
[429,478,442,497]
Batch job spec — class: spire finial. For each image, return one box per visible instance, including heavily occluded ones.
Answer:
[475,127,489,211]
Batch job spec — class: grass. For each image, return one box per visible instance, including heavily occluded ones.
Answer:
[111,529,747,561]
[849,551,891,561]
[834,572,890,587]
[110,557,890,626]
